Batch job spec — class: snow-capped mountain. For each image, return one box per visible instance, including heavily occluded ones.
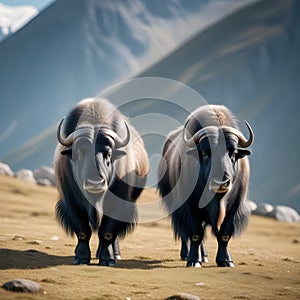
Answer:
[0,3,37,41]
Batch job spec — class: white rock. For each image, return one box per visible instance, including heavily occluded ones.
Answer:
[0,161,14,176]
[247,200,257,212]
[269,205,300,223]
[36,178,52,186]
[15,169,36,184]
[253,203,274,216]
[33,166,56,186]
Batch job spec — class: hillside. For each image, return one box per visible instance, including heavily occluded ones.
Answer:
[0,175,299,299]
[0,0,254,170]
[135,0,300,210]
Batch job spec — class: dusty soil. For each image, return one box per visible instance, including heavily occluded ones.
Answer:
[0,175,299,300]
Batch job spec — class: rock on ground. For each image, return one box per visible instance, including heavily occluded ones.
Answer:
[166,293,200,300]
[269,205,300,223]
[253,203,274,216]
[15,169,36,184]
[2,279,42,293]
[0,162,14,176]
[247,200,257,212]
[33,166,56,186]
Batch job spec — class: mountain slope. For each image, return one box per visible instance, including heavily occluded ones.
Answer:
[0,0,255,169]
[136,0,300,210]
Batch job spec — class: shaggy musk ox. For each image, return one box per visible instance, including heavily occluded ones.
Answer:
[158,105,254,267]
[54,98,149,266]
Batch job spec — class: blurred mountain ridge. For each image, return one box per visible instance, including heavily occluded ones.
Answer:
[1,0,299,211]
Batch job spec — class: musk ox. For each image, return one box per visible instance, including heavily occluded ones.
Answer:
[54,98,149,266]
[158,105,253,267]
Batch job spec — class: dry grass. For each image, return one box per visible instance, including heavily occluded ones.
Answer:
[0,175,299,300]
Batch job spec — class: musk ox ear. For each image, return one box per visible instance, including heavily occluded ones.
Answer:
[61,148,72,159]
[112,149,127,160]
[236,148,251,159]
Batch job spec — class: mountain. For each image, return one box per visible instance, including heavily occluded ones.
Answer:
[2,0,299,211]
[0,3,37,41]
[132,0,300,210]
[0,0,255,170]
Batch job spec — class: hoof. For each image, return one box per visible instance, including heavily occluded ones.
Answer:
[73,257,90,265]
[99,259,116,267]
[202,256,209,263]
[217,261,235,267]
[186,261,202,268]
[114,254,122,260]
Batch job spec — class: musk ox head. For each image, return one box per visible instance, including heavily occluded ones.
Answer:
[183,120,254,196]
[57,118,130,197]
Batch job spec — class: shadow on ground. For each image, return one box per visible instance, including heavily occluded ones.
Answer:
[0,249,73,269]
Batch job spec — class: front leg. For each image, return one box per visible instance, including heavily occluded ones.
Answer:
[186,228,204,267]
[216,233,235,267]
[181,239,208,263]
[97,237,116,267]
[73,229,92,265]
[97,235,121,261]
[180,238,189,261]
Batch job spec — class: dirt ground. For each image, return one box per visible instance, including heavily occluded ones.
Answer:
[0,175,299,300]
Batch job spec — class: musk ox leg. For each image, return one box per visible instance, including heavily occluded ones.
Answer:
[200,241,209,263]
[181,239,208,263]
[56,199,92,265]
[216,234,235,267]
[97,238,116,267]
[112,236,122,260]
[180,238,189,261]
[186,229,204,267]
[96,236,122,261]
[73,229,92,265]
[97,216,128,267]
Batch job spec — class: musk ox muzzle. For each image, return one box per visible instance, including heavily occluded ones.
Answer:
[83,177,107,194]
[209,178,232,194]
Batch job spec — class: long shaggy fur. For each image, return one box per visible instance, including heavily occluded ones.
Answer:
[54,98,149,238]
[158,105,251,240]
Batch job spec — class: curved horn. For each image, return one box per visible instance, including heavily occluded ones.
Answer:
[241,120,254,148]
[183,119,218,147]
[222,120,254,148]
[182,119,194,147]
[57,117,75,146]
[114,121,130,148]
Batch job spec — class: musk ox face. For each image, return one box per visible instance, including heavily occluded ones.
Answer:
[71,133,113,195]
[187,131,251,196]
[184,121,253,198]
[57,120,130,199]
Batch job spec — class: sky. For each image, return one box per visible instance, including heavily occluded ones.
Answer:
[0,0,54,10]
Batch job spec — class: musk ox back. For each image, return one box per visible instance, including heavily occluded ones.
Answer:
[54,98,149,266]
[158,105,253,267]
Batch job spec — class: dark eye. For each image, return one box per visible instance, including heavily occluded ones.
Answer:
[231,151,237,161]
[104,150,112,160]
[202,150,211,160]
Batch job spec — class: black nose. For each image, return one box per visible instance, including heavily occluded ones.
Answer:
[209,178,232,193]
[83,177,106,193]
